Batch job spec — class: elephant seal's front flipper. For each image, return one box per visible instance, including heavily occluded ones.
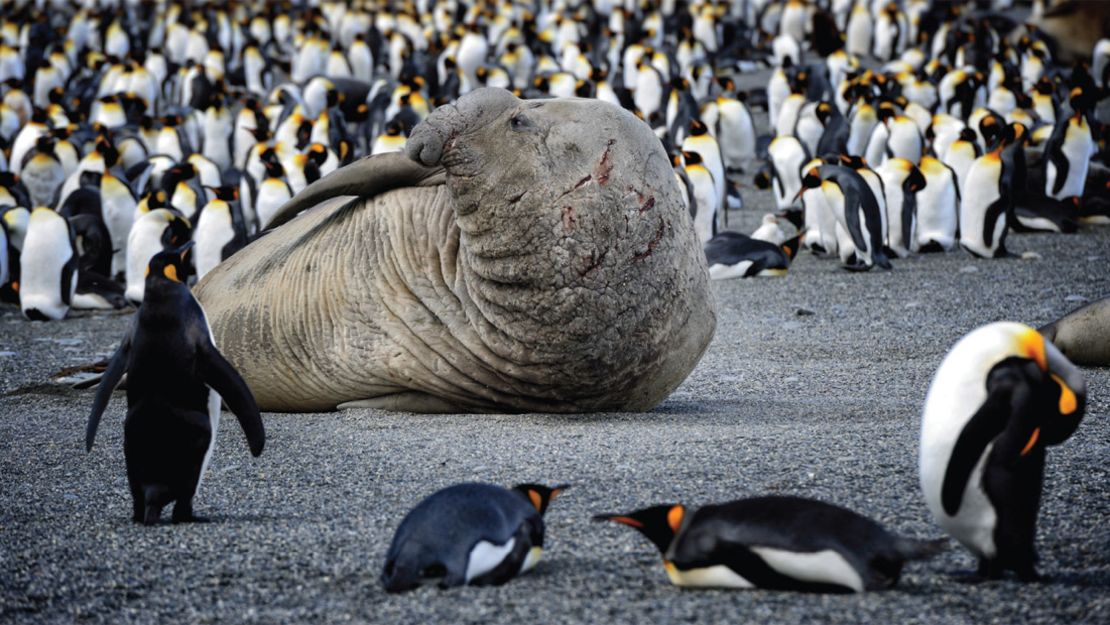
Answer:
[1039,297,1110,366]
[264,152,446,230]
[337,392,469,414]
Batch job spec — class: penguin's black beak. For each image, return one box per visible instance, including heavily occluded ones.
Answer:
[171,239,196,261]
[592,513,642,527]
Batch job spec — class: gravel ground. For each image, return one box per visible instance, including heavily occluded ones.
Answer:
[2,168,1109,623]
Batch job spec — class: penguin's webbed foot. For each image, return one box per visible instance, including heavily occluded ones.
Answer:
[841,261,873,272]
[171,499,208,523]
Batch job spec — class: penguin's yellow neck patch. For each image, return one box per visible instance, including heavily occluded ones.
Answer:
[163,265,180,282]
[1052,374,1078,414]
[1020,330,1047,371]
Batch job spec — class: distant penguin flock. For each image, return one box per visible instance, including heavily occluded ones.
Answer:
[0,0,1105,597]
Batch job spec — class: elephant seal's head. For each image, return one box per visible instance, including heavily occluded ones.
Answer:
[407,88,716,410]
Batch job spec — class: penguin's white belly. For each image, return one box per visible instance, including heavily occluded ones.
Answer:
[195,306,222,496]
[1051,128,1093,199]
[708,260,754,280]
[917,183,958,249]
[922,445,997,559]
[465,538,516,582]
[520,546,543,573]
[750,546,865,592]
[666,562,754,588]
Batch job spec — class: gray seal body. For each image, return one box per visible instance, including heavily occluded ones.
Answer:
[194,89,716,412]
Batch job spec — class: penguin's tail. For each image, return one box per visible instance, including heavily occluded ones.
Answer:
[894,537,947,561]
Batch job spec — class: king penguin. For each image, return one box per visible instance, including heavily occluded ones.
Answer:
[959,146,1009,259]
[920,322,1086,580]
[19,207,77,321]
[1044,88,1096,201]
[798,164,892,271]
[596,495,944,592]
[194,186,247,280]
[381,483,566,592]
[915,156,960,253]
[86,242,265,524]
[125,209,191,305]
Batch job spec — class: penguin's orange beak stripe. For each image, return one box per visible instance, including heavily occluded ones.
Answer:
[1021,330,1047,371]
[1020,428,1040,457]
[1052,375,1077,414]
[607,516,644,528]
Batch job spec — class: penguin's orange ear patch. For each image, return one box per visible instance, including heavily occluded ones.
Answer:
[1052,374,1078,415]
[528,489,543,512]
[163,265,180,282]
[667,505,685,532]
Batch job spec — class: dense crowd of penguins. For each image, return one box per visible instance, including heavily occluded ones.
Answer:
[1,0,1109,316]
[2,0,1105,598]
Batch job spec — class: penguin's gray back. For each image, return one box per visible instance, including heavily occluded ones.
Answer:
[383,483,538,589]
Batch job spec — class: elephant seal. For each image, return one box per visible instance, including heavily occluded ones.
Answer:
[1039,297,1110,367]
[194,88,716,412]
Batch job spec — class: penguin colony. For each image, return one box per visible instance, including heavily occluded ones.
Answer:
[2,0,1110,303]
[0,0,1102,597]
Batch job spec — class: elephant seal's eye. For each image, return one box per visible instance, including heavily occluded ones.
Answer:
[510,114,532,131]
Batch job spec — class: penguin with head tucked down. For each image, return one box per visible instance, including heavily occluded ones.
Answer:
[798,164,892,271]
[704,230,804,280]
[20,135,66,208]
[959,145,1010,259]
[876,158,926,259]
[1044,87,1096,201]
[194,185,247,280]
[920,322,1086,581]
[596,495,944,592]
[19,207,77,321]
[86,241,265,524]
[382,483,566,592]
[125,209,191,305]
[915,156,960,253]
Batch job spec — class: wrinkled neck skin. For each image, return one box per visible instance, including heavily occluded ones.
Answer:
[407,89,713,411]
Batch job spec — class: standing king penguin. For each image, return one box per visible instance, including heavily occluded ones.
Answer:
[920,322,1086,580]
[86,242,265,524]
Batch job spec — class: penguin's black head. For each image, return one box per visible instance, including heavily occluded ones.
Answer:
[957,128,977,144]
[593,504,685,555]
[979,114,1005,148]
[688,118,707,136]
[802,163,823,187]
[839,154,866,170]
[512,483,569,516]
[681,150,703,167]
[904,165,926,194]
[815,102,834,125]
[206,185,239,202]
[145,240,194,289]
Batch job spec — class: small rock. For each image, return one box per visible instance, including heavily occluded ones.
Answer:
[783,376,799,383]
[905,301,922,309]
[795,308,815,316]
[1086,256,1100,262]
[959,265,979,273]
[63,494,79,502]
[0,351,16,357]
[1064,295,1089,303]
[1021,251,1043,260]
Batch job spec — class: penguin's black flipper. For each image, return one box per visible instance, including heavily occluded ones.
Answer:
[940,361,1032,516]
[1044,120,1070,197]
[198,343,265,457]
[85,332,133,452]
